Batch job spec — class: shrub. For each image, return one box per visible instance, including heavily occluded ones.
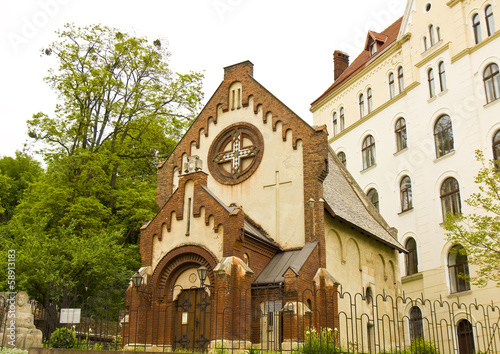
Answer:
[301,327,341,354]
[408,338,439,354]
[49,327,77,348]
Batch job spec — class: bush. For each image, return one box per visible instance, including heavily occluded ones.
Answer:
[408,338,439,354]
[49,327,77,348]
[301,327,341,354]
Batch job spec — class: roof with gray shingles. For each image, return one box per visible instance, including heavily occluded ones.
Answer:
[323,148,406,253]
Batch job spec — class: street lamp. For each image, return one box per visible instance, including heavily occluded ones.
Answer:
[131,271,143,290]
[197,266,208,288]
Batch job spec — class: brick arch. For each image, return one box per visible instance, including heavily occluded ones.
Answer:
[151,245,218,292]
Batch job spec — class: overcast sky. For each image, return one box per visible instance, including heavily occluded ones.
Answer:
[0,0,405,159]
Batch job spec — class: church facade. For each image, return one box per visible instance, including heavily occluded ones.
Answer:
[124,61,404,352]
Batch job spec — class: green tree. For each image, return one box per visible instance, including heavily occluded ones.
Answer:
[26,23,204,242]
[444,150,500,287]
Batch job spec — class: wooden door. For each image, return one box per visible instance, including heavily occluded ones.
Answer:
[173,288,211,351]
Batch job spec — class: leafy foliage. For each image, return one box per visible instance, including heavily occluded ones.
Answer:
[444,150,500,287]
[49,327,77,348]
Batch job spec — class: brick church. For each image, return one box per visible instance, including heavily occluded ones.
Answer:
[124,61,405,352]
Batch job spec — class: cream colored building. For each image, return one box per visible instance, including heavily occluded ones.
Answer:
[312,0,500,352]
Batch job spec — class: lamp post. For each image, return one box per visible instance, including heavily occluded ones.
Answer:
[197,266,208,288]
[131,271,143,290]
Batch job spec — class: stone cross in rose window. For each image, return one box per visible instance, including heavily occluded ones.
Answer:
[214,129,259,178]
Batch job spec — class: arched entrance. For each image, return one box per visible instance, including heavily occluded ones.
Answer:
[151,246,217,352]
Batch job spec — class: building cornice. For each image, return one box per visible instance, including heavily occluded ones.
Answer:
[415,42,451,68]
[446,0,462,8]
[451,30,500,63]
[328,81,420,144]
[311,34,411,114]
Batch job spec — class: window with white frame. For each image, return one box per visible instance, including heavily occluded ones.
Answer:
[428,68,436,98]
[367,188,379,211]
[448,245,470,293]
[362,135,376,169]
[438,61,447,92]
[340,107,345,132]
[359,93,365,118]
[484,63,500,103]
[398,66,404,93]
[337,151,346,167]
[434,115,454,157]
[333,112,338,136]
[405,238,418,275]
[389,72,395,99]
[367,88,373,114]
[440,177,461,219]
[395,117,407,152]
[485,5,495,37]
[400,176,413,212]
[473,13,482,44]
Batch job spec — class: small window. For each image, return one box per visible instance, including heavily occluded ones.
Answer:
[429,24,435,45]
[438,61,447,92]
[484,63,500,103]
[359,93,365,118]
[389,72,395,99]
[457,319,475,354]
[337,151,346,167]
[485,5,495,37]
[441,177,461,219]
[398,66,404,93]
[367,188,379,211]
[340,107,345,132]
[362,135,376,169]
[333,112,338,136]
[395,117,407,151]
[370,42,377,55]
[473,13,482,44]
[367,88,373,114]
[428,68,436,98]
[437,26,442,41]
[409,306,424,340]
[423,36,428,51]
[425,2,432,12]
[493,130,500,165]
[400,176,413,212]
[448,245,470,293]
[405,238,418,276]
[434,115,454,157]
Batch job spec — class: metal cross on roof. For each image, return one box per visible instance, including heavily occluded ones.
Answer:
[214,129,259,178]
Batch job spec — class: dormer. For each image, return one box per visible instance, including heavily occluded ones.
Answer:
[365,31,389,55]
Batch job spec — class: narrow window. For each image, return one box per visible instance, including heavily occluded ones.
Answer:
[457,319,475,354]
[340,107,345,131]
[429,24,435,45]
[493,130,500,166]
[389,72,395,99]
[395,117,407,151]
[484,63,500,103]
[398,66,404,93]
[370,42,377,55]
[367,188,379,211]
[434,115,454,158]
[485,5,495,37]
[438,61,447,92]
[437,26,442,41]
[405,238,418,275]
[423,36,428,51]
[367,88,373,114]
[337,151,346,167]
[428,68,436,98]
[362,135,376,169]
[448,245,470,293]
[409,306,423,340]
[359,93,365,118]
[441,177,461,219]
[333,112,338,136]
[400,176,413,212]
[473,13,482,44]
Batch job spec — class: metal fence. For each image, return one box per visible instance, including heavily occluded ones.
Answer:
[1,285,499,353]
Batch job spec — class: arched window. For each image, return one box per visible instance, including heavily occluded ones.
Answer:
[395,117,407,151]
[398,66,404,93]
[423,36,428,51]
[367,188,379,211]
[359,93,365,118]
[333,112,338,136]
[457,319,475,354]
[448,245,470,293]
[389,72,395,99]
[428,68,436,98]
[337,151,346,167]
[473,13,482,44]
[367,88,373,114]
[439,61,447,92]
[405,238,418,275]
[401,176,413,212]
[485,5,495,37]
[409,306,423,340]
[493,130,500,165]
[434,115,454,157]
[362,135,376,169]
[437,26,442,41]
[441,177,461,219]
[340,107,345,131]
[429,24,435,45]
[484,63,500,103]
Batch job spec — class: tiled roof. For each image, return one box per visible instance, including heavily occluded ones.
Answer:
[322,148,406,253]
[311,17,403,109]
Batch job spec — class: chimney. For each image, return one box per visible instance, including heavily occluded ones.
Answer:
[333,50,349,81]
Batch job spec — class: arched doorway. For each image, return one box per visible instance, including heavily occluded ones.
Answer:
[456,319,475,354]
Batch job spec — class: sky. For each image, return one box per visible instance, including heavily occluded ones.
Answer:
[0,0,406,159]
